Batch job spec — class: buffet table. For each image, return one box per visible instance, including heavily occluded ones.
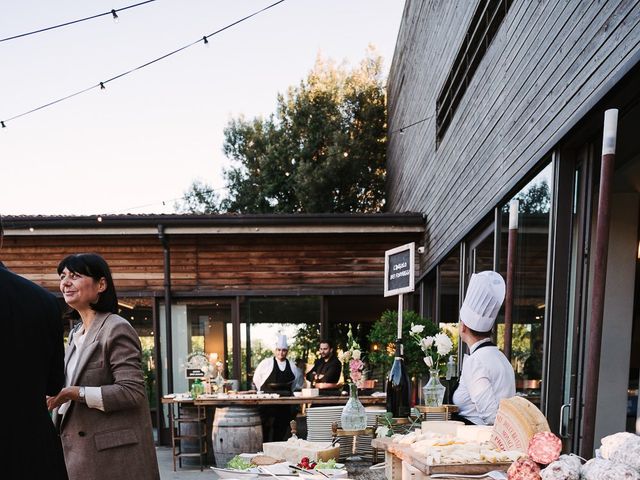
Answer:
[371,437,510,479]
[192,394,387,407]
[163,395,387,469]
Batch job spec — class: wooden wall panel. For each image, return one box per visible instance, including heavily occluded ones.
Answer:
[1,232,420,295]
[387,0,640,271]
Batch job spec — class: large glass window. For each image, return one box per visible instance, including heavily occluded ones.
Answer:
[438,248,461,343]
[118,298,155,414]
[240,297,321,390]
[497,164,553,405]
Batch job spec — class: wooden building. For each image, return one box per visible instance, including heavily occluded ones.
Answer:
[386,0,640,454]
[1,212,423,441]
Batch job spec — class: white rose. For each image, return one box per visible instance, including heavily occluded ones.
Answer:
[410,324,425,334]
[352,349,361,360]
[423,356,433,367]
[435,333,453,356]
[375,426,390,438]
[421,336,434,351]
[340,351,351,363]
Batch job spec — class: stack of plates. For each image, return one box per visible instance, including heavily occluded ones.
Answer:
[306,406,386,460]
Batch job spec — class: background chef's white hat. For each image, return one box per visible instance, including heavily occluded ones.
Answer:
[460,271,506,332]
[275,334,289,349]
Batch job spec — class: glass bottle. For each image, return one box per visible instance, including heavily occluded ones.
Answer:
[386,339,411,417]
[445,355,458,404]
[341,382,367,431]
[190,378,204,398]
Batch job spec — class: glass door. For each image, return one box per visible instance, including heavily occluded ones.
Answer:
[546,146,594,452]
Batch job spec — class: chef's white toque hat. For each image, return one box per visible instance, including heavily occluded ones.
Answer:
[275,334,289,349]
[459,271,506,332]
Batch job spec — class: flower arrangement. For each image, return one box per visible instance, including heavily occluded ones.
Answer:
[339,325,366,387]
[409,323,454,372]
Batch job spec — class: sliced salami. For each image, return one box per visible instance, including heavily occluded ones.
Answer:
[527,431,561,465]
[507,457,541,480]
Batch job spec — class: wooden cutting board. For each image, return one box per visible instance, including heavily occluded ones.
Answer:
[372,438,511,475]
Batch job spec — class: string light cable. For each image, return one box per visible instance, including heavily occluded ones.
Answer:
[390,113,436,135]
[2,186,231,231]
[0,0,286,127]
[0,1,158,43]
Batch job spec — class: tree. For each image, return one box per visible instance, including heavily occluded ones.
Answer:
[367,310,440,379]
[180,49,387,213]
[176,180,220,214]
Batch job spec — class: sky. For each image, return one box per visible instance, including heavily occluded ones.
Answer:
[0,0,406,215]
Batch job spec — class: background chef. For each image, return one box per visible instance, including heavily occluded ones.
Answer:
[453,271,515,425]
[253,335,303,441]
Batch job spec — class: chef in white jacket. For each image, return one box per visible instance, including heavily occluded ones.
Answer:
[453,271,515,425]
[252,335,304,441]
[253,334,304,393]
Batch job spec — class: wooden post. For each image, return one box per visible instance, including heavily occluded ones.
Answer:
[398,294,404,339]
[581,109,618,458]
[158,224,174,393]
[503,199,518,360]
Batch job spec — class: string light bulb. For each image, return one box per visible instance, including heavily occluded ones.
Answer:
[111,9,119,23]
[399,128,405,135]
[100,82,106,90]
[203,36,209,46]
[1,121,5,128]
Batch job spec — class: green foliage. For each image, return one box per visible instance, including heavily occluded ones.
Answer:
[501,180,550,215]
[180,49,387,213]
[367,310,439,379]
[176,180,220,214]
[141,346,156,406]
[290,323,321,363]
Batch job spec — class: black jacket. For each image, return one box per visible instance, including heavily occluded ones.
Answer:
[1,263,68,479]
[305,355,342,384]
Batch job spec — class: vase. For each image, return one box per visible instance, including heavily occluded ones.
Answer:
[422,368,446,407]
[341,382,367,431]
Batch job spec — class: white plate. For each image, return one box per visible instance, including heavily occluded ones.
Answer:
[210,467,260,479]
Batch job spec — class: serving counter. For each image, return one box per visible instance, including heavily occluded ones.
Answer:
[192,394,386,407]
[162,394,387,469]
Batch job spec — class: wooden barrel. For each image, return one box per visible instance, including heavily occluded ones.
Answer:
[212,406,263,467]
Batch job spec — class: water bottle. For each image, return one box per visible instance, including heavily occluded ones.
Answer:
[445,355,457,404]
[446,355,456,380]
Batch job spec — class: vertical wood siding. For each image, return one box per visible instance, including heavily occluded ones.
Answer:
[1,232,420,294]
[387,0,640,270]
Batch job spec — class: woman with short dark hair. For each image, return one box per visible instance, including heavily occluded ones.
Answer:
[47,253,160,480]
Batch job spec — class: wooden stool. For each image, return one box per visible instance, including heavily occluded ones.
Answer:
[331,421,377,462]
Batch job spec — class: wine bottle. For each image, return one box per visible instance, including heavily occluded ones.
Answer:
[386,338,411,417]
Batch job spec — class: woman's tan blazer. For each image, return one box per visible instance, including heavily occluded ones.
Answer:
[56,312,160,480]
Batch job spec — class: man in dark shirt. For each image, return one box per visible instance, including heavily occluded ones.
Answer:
[306,339,342,385]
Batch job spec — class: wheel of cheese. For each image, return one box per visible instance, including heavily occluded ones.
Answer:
[507,457,541,480]
[528,431,561,465]
[491,397,550,452]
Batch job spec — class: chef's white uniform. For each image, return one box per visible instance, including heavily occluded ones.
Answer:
[253,357,304,391]
[453,338,515,425]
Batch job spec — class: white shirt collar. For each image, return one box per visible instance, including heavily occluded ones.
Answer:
[469,337,492,354]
